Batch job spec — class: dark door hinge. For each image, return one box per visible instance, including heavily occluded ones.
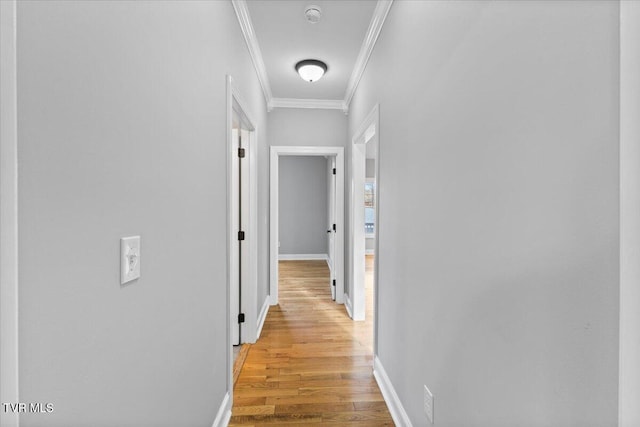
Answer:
[238,148,245,158]
[332,279,336,287]
[238,231,245,241]
[332,168,336,175]
[238,313,245,323]
[332,224,336,232]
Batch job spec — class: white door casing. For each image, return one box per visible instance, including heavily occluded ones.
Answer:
[270,146,345,306]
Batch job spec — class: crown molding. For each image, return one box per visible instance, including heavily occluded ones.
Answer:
[232,0,392,114]
[343,0,393,109]
[231,0,274,111]
[270,98,349,114]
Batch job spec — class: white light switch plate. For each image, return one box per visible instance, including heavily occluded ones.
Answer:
[121,236,140,284]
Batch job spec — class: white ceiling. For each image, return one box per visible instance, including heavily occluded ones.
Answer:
[246,0,378,101]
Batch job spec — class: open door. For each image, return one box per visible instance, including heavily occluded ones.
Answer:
[327,156,337,300]
[230,109,250,345]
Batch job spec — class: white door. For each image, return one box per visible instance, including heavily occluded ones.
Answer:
[231,111,250,345]
[230,118,240,345]
[327,156,336,300]
[238,128,250,341]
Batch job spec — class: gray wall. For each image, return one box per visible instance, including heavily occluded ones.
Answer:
[268,108,347,149]
[17,2,267,426]
[348,1,619,426]
[279,157,328,255]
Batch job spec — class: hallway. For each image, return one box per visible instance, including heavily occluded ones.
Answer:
[3,2,634,426]
[230,258,391,426]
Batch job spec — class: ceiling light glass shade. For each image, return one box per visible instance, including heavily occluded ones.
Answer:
[305,5,322,24]
[295,59,327,82]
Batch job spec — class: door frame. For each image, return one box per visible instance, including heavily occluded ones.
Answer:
[226,75,258,401]
[0,1,19,426]
[349,104,380,333]
[269,146,345,305]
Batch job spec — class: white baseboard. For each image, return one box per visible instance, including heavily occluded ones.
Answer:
[344,293,353,319]
[211,391,231,427]
[373,356,413,427]
[256,297,270,340]
[278,253,328,261]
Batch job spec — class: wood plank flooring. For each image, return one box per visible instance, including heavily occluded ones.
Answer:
[234,344,252,386]
[230,257,393,426]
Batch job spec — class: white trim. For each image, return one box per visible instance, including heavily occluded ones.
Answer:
[211,392,232,427]
[0,1,19,426]
[344,294,353,319]
[278,253,328,261]
[373,356,413,427]
[270,98,348,113]
[269,148,279,305]
[270,146,345,306]
[620,3,640,426]
[350,105,380,323]
[343,0,393,109]
[231,0,273,111]
[365,249,375,255]
[256,297,270,340]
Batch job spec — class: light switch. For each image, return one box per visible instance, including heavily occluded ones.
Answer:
[121,236,140,284]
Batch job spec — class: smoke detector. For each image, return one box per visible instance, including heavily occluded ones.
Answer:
[304,5,322,24]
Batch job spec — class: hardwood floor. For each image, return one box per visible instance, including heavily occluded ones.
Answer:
[230,257,393,426]
[234,344,252,386]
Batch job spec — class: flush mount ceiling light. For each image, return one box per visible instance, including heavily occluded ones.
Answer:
[295,59,327,82]
[304,5,322,24]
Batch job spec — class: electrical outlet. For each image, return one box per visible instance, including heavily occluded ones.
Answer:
[424,385,434,424]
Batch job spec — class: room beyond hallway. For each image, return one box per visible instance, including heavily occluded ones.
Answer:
[229,259,391,426]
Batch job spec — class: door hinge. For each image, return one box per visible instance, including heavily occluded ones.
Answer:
[332,224,336,232]
[238,147,245,158]
[332,279,336,287]
[238,313,245,323]
[238,231,245,241]
[332,168,336,175]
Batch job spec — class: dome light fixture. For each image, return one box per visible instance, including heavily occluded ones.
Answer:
[304,5,322,24]
[295,59,327,83]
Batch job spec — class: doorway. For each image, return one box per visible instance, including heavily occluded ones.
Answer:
[230,109,250,345]
[269,146,345,306]
[226,76,258,406]
[350,105,379,331]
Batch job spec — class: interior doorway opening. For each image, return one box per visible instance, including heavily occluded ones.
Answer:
[230,109,250,345]
[226,76,258,407]
[269,146,345,307]
[349,105,380,344]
